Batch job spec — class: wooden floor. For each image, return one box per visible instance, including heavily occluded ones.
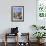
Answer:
[0,42,46,46]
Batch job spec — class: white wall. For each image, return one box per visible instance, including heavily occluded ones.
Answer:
[0,0,36,33]
[0,0,37,42]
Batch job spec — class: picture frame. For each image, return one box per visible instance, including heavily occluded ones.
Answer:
[11,6,24,22]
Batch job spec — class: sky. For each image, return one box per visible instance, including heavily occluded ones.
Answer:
[13,7,23,13]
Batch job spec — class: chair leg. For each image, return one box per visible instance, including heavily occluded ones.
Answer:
[4,41,7,46]
[16,34,18,46]
[4,33,7,46]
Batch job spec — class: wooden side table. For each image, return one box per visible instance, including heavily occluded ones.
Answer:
[4,33,18,46]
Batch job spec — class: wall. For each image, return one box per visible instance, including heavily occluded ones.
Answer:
[0,0,37,42]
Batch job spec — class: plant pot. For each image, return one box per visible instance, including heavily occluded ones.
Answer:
[37,39,40,43]
[37,39,45,44]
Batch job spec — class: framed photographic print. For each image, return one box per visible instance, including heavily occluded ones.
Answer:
[11,6,24,22]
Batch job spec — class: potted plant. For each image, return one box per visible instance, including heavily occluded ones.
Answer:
[33,32,46,43]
